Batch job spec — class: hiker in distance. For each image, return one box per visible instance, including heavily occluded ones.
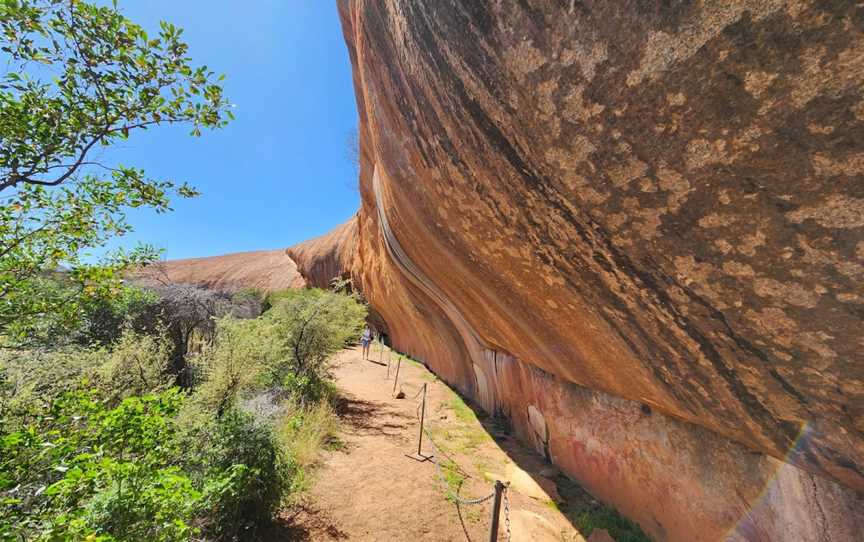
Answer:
[361,325,372,359]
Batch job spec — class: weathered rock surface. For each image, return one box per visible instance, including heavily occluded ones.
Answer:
[133,249,305,293]
[287,216,358,289]
[291,1,864,540]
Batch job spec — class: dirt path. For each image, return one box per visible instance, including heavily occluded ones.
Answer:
[285,346,595,542]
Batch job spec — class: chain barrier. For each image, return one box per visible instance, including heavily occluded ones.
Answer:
[427,426,497,504]
[410,385,425,400]
[503,482,511,542]
[415,395,498,505]
[393,359,510,539]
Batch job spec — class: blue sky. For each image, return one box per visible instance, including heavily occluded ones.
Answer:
[101,1,360,260]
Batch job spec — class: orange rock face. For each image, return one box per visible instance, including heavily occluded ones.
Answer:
[292,1,864,540]
[287,216,358,289]
[133,249,306,293]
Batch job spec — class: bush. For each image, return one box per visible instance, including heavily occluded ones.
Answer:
[265,288,366,403]
[76,286,161,347]
[97,329,175,401]
[0,328,174,425]
[0,346,105,426]
[0,388,200,542]
[2,288,367,540]
[196,408,292,540]
[1,386,296,542]
[190,316,275,415]
[276,400,340,471]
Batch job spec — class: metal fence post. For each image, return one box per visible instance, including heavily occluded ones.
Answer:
[406,382,432,462]
[488,480,505,542]
[417,383,427,455]
[392,356,402,395]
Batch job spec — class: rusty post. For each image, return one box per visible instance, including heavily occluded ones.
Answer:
[392,356,402,395]
[416,383,427,455]
[405,382,432,462]
[488,480,505,542]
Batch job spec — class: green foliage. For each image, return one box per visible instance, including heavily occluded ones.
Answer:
[1,288,366,540]
[0,0,232,343]
[76,286,160,347]
[276,400,340,471]
[195,408,292,541]
[0,388,200,541]
[190,316,274,415]
[0,278,159,348]
[0,328,173,424]
[440,459,466,504]
[1,384,293,541]
[574,507,651,542]
[555,475,652,542]
[97,328,174,401]
[265,288,366,403]
[449,394,478,424]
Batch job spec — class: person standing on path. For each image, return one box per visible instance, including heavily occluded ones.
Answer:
[361,325,372,359]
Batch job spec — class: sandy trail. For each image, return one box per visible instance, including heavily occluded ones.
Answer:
[284,346,590,542]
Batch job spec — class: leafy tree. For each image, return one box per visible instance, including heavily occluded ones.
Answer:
[266,289,366,402]
[75,285,160,347]
[0,0,232,343]
[12,280,161,348]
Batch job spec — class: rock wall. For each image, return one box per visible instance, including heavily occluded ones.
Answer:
[287,216,358,288]
[133,249,306,293]
[293,1,864,539]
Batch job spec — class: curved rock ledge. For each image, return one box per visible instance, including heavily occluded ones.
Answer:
[292,1,864,539]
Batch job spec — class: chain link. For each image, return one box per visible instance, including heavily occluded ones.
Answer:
[407,379,504,509]
[410,385,425,400]
[424,425,497,505]
[503,484,511,542]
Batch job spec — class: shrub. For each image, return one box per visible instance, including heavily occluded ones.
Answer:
[0,346,104,426]
[76,286,161,347]
[97,329,175,401]
[2,288,366,540]
[265,288,366,403]
[0,328,174,426]
[0,388,200,542]
[196,408,292,541]
[190,316,275,416]
[276,400,341,470]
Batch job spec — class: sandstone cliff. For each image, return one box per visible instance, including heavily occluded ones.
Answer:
[133,248,306,293]
[292,1,864,540]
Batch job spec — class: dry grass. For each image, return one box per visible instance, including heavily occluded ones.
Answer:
[278,400,342,469]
